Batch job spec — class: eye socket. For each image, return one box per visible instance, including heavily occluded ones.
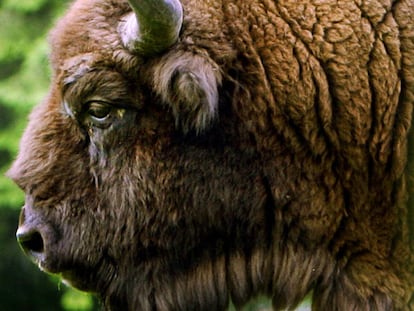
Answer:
[81,100,129,130]
[87,101,112,121]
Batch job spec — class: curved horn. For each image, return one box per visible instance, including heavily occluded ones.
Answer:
[119,0,183,56]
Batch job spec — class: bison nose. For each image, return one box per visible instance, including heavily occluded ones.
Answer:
[16,227,45,255]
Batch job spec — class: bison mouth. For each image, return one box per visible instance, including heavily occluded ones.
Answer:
[41,253,117,294]
[48,249,118,293]
[60,263,111,292]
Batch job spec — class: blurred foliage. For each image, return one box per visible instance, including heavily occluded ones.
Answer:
[0,0,99,310]
[61,289,97,311]
[0,0,64,207]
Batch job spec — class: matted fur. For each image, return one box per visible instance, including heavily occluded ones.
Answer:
[8,0,414,310]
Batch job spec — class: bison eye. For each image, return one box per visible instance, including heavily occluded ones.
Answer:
[87,101,112,120]
[84,101,117,128]
[83,101,127,129]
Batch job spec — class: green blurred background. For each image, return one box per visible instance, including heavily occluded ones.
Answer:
[0,1,311,310]
[0,1,99,310]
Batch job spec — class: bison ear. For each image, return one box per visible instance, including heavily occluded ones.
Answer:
[151,52,221,133]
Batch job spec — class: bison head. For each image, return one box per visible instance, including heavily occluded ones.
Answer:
[7,0,273,309]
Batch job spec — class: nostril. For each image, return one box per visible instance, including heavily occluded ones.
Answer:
[16,229,44,254]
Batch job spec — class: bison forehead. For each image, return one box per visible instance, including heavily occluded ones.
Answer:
[61,54,96,87]
[49,0,235,76]
[49,0,138,74]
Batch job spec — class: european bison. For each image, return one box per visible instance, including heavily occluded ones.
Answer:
[7,0,414,310]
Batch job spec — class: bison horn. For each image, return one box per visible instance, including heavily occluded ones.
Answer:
[120,0,183,56]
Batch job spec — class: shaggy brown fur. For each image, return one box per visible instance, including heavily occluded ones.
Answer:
[8,0,414,310]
